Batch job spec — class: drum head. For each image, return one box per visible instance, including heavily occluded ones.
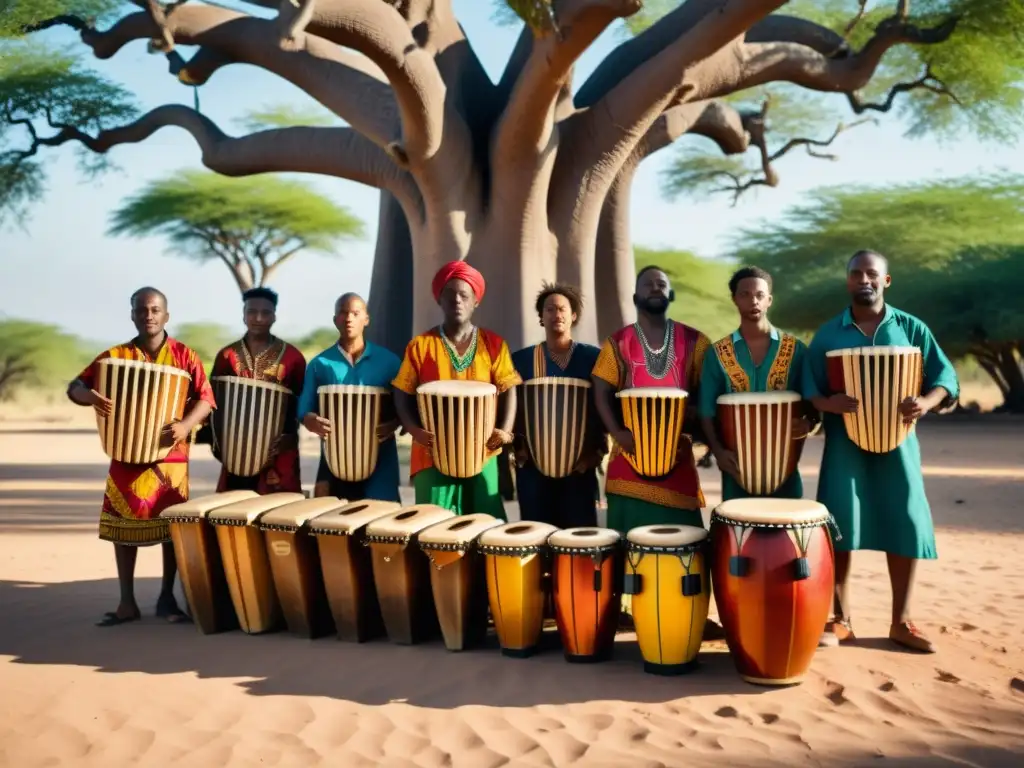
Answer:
[547,527,621,550]
[318,384,389,395]
[626,524,708,548]
[365,504,455,538]
[419,513,502,548]
[98,357,191,379]
[479,521,559,549]
[717,391,801,405]
[825,346,920,357]
[523,377,591,389]
[616,387,688,399]
[307,500,401,536]
[162,490,258,521]
[714,498,830,527]
[416,380,497,396]
[259,497,350,531]
[207,492,306,526]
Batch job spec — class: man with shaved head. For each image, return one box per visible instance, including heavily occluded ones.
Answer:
[67,287,216,627]
[298,292,402,501]
[804,250,960,653]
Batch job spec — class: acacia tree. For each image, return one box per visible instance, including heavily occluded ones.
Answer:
[3,0,1022,352]
[732,175,1024,411]
[108,169,365,292]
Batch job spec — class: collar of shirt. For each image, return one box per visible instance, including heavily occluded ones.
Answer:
[335,341,375,367]
[730,326,780,345]
[841,304,891,328]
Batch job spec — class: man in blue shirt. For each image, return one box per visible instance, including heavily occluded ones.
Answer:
[299,293,402,502]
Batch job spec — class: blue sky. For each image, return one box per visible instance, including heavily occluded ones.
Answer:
[1,0,1021,344]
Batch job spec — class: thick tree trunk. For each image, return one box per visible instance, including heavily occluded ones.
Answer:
[972,341,1024,413]
[594,160,639,339]
[366,191,415,355]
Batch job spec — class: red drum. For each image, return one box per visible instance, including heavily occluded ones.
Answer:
[548,527,623,663]
[716,391,805,496]
[711,499,836,686]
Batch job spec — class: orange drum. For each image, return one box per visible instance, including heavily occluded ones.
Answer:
[548,527,623,663]
[716,391,805,496]
[711,499,837,686]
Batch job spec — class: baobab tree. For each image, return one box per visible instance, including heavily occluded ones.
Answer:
[3,0,1021,351]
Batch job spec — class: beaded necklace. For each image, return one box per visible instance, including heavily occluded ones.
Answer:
[634,321,675,380]
[546,340,576,370]
[240,336,284,380]
[439,325,478,373]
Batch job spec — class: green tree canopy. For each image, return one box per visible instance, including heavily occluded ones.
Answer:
[170,321,235,370]
[0,318,92,400]
[107,170,366,293]
[731,174,1024,410]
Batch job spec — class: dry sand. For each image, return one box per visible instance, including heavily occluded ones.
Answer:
[1,409,1022,767]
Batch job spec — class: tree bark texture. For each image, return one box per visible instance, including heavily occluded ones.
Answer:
[28,0,960,353]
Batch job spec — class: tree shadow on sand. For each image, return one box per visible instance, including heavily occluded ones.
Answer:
[0,576,770,708]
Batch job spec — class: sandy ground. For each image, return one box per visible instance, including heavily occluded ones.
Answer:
[1,408,1022,767]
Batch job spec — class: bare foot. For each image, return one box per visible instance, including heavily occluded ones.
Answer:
[155,593,191,624]
[96,604,141,627]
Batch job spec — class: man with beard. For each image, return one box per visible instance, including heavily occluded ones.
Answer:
[392,261,521,517]
[804,250,959,653]
[210,287,306,495]
[698,266,817,501]
[591,266,711,532]
[299,293,402,501]
[67,287,215,626]
[511,283,606,528]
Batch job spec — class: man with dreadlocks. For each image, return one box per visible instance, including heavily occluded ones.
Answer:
[511,283,606,528]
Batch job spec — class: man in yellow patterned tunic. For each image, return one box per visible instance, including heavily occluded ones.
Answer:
[67,288,215,627]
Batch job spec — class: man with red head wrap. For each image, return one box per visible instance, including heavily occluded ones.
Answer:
[392,261,521,517]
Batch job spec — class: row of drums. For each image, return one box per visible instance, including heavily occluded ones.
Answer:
[164,491,838,686]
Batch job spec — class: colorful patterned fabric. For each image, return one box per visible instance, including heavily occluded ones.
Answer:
[592,322,710,514]
[212,337,306,495]
[76,337,215,545]
[803,305,960,559]
[393,327,522,478]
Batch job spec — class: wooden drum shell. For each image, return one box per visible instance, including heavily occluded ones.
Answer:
[211,376,292,477]
[615,388,688,478]
[717,391,804,496]
[521,377,591,479]
[479,522,559,657]
[625,525,710,675]
[549,528,623,663]
[416,381,497,479]
[318,385,391,482]
[94,358,191,465]
[710,499,835,686]
[825,346,923,453]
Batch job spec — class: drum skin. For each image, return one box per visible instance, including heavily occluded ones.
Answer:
[711,505,834,686]
[625,526,709,675]
[549,528,622,663]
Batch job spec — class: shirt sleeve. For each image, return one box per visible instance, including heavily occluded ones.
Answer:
[73,350,111,391]
[297,357,320,421]
[912,318,960,407]
[392,339,421,395]
[184,348,216,408]
[590,338,622,388]
[491,341,523,393]
[802,331,828,401]
[697,347,725,419]
[210,347,232,377]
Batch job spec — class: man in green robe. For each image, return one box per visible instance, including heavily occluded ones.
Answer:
[804,251,959,654]
[698,266,817,502]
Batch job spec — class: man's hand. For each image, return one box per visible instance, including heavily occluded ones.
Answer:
[376,419,399,443]
[86,389,113,417]
[898,396,927,424]
[269,432,298,457]
[573,450,603,474]
[161,420,191,447]
[514,446,530,468]
[302,412,331,439]
[714,448,741,481]
[408,426,434,448]
[486,428,514,452]
[613,428,636,455]
[791,416,812,439]
[823,393,859,414]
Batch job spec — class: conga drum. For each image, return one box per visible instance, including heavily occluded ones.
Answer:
[364,505,455,644]
[711,498,836,686]
[478,521,559,657]
[416,380,497,478]
[206,492,305,634]
[306,500,401,642]
[521,377,591,478]
[210,376,292,477]
[93,358,191,464]
[624,524,710,675]
[418,514,503,651]
[615,388,688,477]
[716,391,805,495]
[258,496,349,638]
[163,490,257,634]
[318,384,392,481]
[548,527,623,663]
[826,346,923,453]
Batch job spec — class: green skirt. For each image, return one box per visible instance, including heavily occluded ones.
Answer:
[606,494,704,534]
[413,457,507,520]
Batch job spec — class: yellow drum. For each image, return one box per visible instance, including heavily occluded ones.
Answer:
[418,513,503,652]
[206,492,304,634]
[624,524,710,675]
[477,521,559,657]
[615,387,688,477]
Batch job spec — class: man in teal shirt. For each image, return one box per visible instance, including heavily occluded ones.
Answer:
[804,251,959,654]
[698,266,815,501]
[299,293,402,502]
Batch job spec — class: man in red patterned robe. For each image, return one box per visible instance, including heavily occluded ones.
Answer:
[67,287,215,627]
[210,287,306,495]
